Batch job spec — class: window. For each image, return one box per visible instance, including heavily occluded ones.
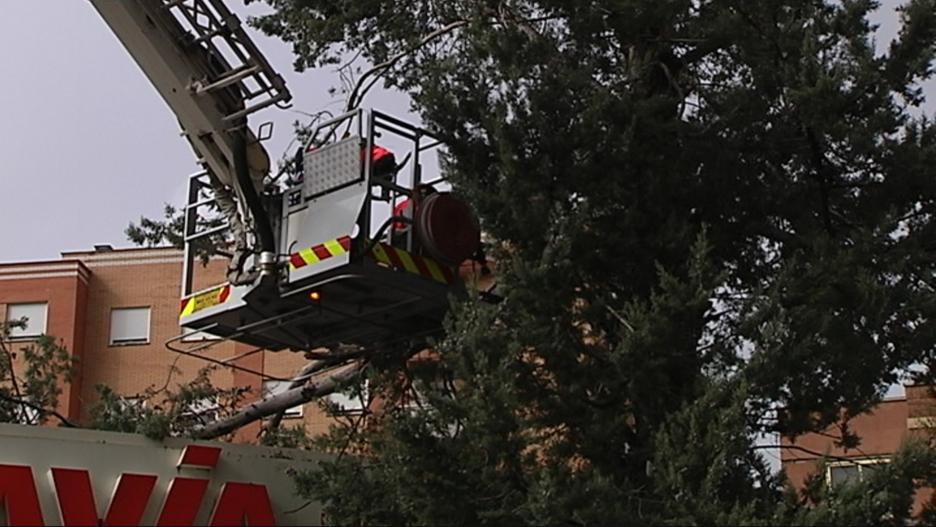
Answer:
[262,380,304,418]
[827,458,890,488]
[109,307,151,345]
[13,396,40,425]
[327,380,368,414]
[400,378,449,411]
[5,303,48,339]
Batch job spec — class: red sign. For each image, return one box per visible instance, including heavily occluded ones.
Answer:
[0,446,276,526]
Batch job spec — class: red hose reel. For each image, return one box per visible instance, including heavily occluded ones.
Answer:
[393,192,480,267]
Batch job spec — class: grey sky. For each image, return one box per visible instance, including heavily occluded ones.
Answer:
[0,0,413,263]
[0,1,933,263]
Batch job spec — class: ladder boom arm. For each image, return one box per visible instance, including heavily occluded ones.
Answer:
[88,0,291,186]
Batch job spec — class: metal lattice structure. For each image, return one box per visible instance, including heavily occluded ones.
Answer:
[161,0,290,122]
[89,0,291,188]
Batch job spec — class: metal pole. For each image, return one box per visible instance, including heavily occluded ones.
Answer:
[181,172,205,297]
[408,132,423,252]
[363,110,375,241]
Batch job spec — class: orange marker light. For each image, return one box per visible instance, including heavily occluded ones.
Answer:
[309,291,321,301]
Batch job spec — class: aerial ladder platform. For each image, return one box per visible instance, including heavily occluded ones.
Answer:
[89,0,483,355]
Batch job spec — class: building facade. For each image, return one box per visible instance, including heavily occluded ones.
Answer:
[0,246,343,441]
[781,385,936,514]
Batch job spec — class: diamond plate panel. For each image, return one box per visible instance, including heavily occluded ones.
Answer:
[303,136,363,199]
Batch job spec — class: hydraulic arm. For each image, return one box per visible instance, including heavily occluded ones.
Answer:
[92,0,485,354]
[89,0,291,280]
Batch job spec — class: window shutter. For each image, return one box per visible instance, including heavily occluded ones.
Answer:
[110,308,151,344]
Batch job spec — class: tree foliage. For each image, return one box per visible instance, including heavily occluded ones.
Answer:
[126,202,229,264]
[0,316,246,440]
[126,204,186,249]
[88,365,250,441]
[791,440,936,525]
[0,320,76,427]
[245,0,936,523]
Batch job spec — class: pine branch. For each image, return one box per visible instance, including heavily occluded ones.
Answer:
[0,393,76,428]
[0,335,26,421]
[345,20,469,112]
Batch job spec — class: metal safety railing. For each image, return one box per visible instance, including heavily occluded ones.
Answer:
[302,109,448,255]
[181,171,230,297]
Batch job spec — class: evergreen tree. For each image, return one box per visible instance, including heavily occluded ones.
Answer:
[250,0,936,523]
[0,320,76,427]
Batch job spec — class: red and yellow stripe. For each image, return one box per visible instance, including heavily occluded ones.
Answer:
[370,243,455,285]
[180,284,231,317]
[289,235,352,271]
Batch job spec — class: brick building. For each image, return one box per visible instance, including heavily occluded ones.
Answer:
[0,246,347,441]
[781,385,936,514]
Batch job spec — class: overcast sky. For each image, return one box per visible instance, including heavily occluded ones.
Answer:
[0,1,932,263]
[0,0,414,263]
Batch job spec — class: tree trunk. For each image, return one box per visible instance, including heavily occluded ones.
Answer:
[193,361,365,439]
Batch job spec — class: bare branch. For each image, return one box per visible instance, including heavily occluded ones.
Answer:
[346,20,469,112]
[0,392,76,428]
[0,333,27,421]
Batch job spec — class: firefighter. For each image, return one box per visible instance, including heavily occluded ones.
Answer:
[369,144,397,181]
